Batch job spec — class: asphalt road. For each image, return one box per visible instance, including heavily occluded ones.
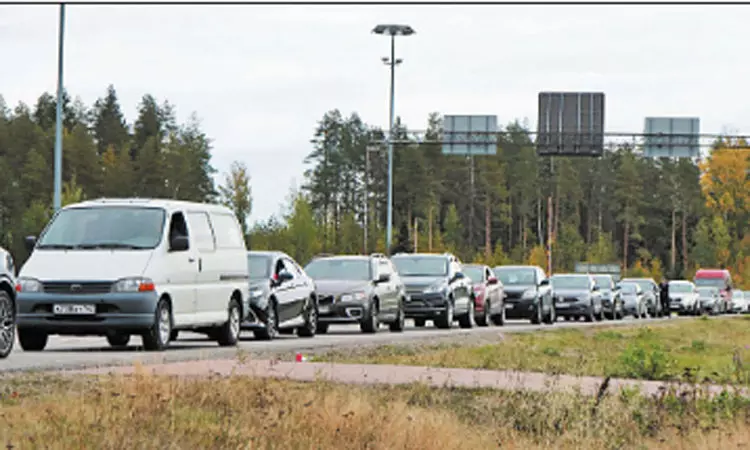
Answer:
[0,315,684,373]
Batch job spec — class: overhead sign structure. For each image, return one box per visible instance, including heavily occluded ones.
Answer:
[643,117,700,158]
[575,262,622,281]
[441,115,498,155]
[536,92,605,157]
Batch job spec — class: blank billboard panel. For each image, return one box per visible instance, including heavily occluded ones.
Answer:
[536,92,605,157]
[643,117,700,158]
[442,115,498,155]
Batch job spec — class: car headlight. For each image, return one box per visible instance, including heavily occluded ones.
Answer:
[112,277,155,293]
[424,283,447,294]
[16,277,42,293]
[341,291,366,302]
[522,289,536,300]
[249,288,264,299]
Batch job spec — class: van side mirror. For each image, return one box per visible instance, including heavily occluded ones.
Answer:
[24,236,37,253]
[487,277,498,285]
[169,235,189,252]
[277,271,294,283]
[539,279,549,286]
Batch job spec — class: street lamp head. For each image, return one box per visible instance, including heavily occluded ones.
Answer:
[372,24,415,36]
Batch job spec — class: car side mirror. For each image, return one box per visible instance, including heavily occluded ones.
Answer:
[25,235,37,253]
[487,277,498,285]
[453,272,465,281]
[539,279,549,287]
[169,235,189,252]
[592,285,600,291]
[376,273,390,283]
[277,271,294,283]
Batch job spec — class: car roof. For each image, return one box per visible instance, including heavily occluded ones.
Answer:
[248,250,287,259]
[493,265,538,270]
[310,254,371,261]
[64,198,234,215]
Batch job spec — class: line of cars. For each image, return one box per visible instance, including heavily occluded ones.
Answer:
[0,197,744,360]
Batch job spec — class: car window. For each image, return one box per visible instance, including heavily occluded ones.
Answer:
[210,213,245,249]
[186,212,216,252]
[284,258,302,277]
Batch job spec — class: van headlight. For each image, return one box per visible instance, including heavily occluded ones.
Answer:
[424,283,447,294]
[16,277,42,293]
[112,277,155,293]
[522,289,536,300]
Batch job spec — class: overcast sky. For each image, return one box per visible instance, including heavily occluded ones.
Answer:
[0,2,747,223]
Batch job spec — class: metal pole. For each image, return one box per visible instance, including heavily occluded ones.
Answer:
[386,34,396,255]
[364,148,370,254]
[53,4,66,211]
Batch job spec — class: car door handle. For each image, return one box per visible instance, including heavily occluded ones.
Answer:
[188,257,196,263]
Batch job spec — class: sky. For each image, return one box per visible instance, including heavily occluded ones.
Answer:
[0,2,748,223]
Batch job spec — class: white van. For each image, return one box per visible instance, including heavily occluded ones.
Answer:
[15,198,249,351]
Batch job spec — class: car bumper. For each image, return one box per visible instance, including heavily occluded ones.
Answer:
[670,301,691,312]
[404,293,449,318]
[504,298,536,319]
[318,300,371,324]
[554,301,589,316]
[16,291,159,335]
[601,299,617,314]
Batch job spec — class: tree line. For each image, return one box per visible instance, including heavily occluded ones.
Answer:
[249,109,750,289]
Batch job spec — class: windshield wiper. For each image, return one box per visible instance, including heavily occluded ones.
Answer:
[77,242,148,250]
[36,244,77,250]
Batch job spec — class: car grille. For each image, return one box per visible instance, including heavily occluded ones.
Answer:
[560,296,579,303]
[505,292,522,301]
[43,282,113,295]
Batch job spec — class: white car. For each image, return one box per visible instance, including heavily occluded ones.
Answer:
[0,247,17,359]
[15,198,250,352]
[731,290,747,313]
[668,280,700,315]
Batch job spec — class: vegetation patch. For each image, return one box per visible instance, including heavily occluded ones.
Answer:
[2,370,750,449]
[318,317,750,384]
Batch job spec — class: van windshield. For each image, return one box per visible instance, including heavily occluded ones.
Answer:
[37,207,166,250]
[695,277,726,289]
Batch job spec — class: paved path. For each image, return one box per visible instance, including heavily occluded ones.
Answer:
[1,316,684,373]
[69,357,745,398]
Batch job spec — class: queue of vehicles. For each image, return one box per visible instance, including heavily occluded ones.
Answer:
[0,198,744,360]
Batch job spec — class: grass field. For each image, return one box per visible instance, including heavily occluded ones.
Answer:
[318,316,750,384]
[2,368,750,449]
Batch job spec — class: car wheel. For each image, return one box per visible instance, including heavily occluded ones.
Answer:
[298,297,318,338]
[215,298,241,347]
[254,299,279,341]
[106,332,130,347]
[142,298,172,351]
[531,302,542,325]
[476,299,490,327]
[316,323,329,334]
[170,330,179,341]
[585,303,595,323]
[389,299,406,332]
[18,328,48,352]
[544,302,556,325]
[360,299,379,333]
[459,298,475,329]
[0,291,15,358]
[435,300,454,329]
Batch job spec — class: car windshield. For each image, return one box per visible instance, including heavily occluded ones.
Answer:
[623,279,652,291]
[593,276,612,290]
[695,277,725,288]
[669,283,693,293]
[494,268,536,285]
[697,287,718,296]
[37,206,165,250]
[463,266,485,283]
[551,275,590,290]
[619,283,638,294]
[247,254,271,279]
[304,258,371,281]
[391,256,447,277]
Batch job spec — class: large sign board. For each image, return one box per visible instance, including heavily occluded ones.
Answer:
[643,117,700,158]
[442,115,498,155]
[537,92,605,157]
[575,262,622,281]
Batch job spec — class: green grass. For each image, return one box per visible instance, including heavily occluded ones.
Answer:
[317,316,750,384]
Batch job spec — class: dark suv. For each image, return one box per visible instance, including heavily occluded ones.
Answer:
[390,252,475,329]
[304,253,406,334]
[492,265,555,325]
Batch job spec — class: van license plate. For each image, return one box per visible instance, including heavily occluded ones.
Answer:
[53,304,95,315]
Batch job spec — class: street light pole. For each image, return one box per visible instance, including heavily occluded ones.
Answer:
[53,4,66,212]
[372,24,414,255]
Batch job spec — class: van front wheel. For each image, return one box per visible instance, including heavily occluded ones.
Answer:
[142,298,172,351]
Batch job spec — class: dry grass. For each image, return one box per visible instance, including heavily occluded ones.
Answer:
[2,367,750,449]
[318,316,750,384]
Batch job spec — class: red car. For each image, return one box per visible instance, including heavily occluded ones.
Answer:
[463,264,506,326]
[694,269,733,313]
